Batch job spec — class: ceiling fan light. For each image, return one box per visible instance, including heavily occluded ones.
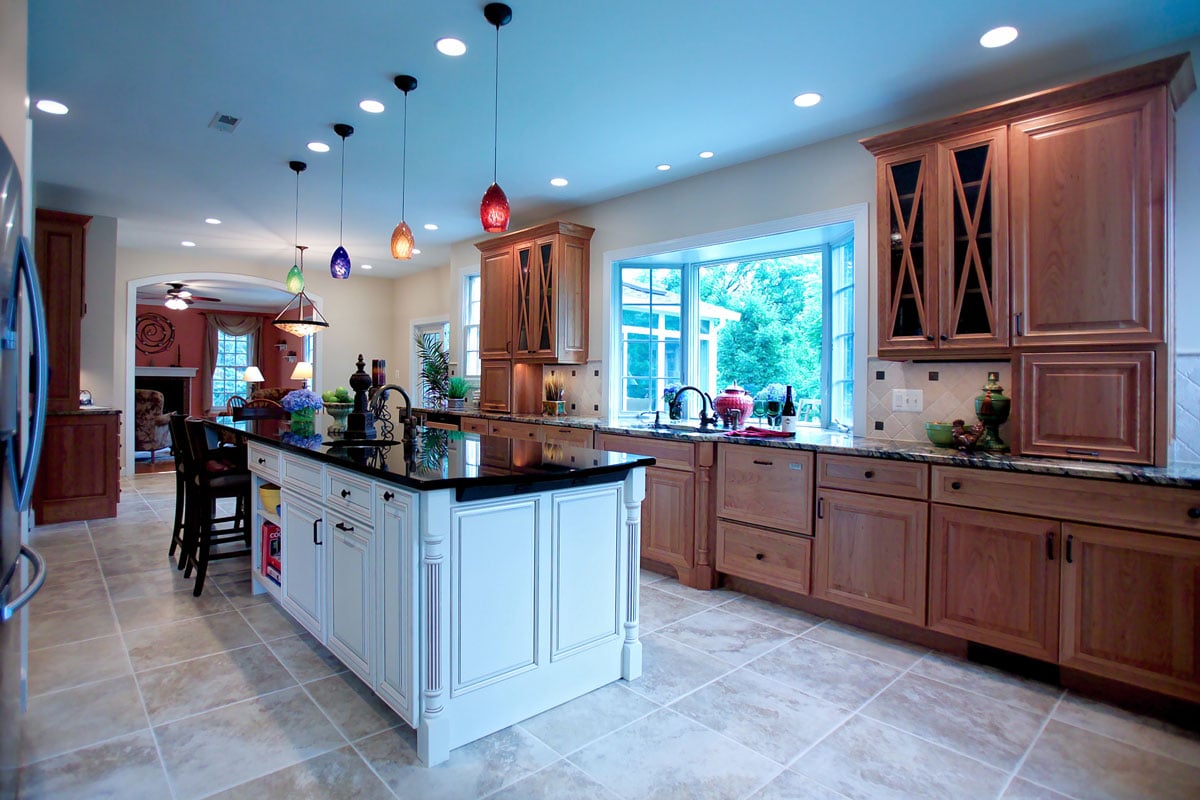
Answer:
[330,245,351,279]
[480,182,510,233]
[391,220,415,259]
[164,296,188,311]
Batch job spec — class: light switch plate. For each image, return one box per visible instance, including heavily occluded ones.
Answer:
[891,388,924,412]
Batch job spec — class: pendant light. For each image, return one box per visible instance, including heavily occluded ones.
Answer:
[274,161,329,336]
[330,123,354,279]
[390,75,418,260]
[480,3,512,233]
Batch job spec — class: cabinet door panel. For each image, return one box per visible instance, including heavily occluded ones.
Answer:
[376,490,417,724]
[1010,90,1165,345]
[281,495,324,638]
[478,360,512,413]
[480,248,514,359]
[877,146,938,355]
[716,520,811,596]
[813,489,927,625]
[1061,524,1200,701]
[716,445,813,534]
[643,467,695,573]
[929,505,1059,661]
[328,518,373,680]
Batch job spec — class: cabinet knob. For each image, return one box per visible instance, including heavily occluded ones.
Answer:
[925,335,934,341]
[755,553,764,560]
[257,457,266,465]
[383,491,395,502]
[939,334,948,341]
[340,489,351,499]
[864,470,875,479]
[950,481,962,490]
[1189,507,1200,520]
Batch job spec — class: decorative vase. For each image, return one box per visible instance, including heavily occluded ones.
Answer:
[290,408,316,437]
[713,383,754,429]
[448,397,466,410]
[973,371,1011,452]
[543,400,565,416]
[323,402,353,437]
[667,397,683,420]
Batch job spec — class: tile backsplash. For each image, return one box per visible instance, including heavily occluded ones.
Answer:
[866,358,1012,445]
[1174,353,1200,465]
[546,361,605,416]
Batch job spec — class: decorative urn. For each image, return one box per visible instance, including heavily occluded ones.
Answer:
[973,371,1011,452]
[713,383,754,429]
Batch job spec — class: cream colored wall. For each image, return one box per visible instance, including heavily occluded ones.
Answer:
[79,214,118,405]
[0,0,27,176]
[390,266,451,394]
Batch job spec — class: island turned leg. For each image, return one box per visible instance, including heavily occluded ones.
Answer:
[418,490,452,766]
[622,468,646,681]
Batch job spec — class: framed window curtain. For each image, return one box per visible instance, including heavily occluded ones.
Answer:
[201,314,261,414]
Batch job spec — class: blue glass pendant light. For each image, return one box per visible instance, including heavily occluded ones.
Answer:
[330,123,354,279]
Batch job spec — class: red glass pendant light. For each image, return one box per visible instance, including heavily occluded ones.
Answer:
[480,3,513,233]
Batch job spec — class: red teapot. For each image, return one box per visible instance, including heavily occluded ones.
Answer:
[713,383,754,429]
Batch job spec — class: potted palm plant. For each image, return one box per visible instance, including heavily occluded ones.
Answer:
[415,334,450,408]
[447,377,470,409]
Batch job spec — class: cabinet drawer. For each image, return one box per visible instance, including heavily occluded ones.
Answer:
[488,419,541,441]
[716,445,813,535]
[327,467,374,526]
[595,433,695,471]
[817,454,928,499]
[460,417,489,434]
[541,425,593,448]
[931,466,1200,539]
[716,520,811,596]
[281,454,322,493]
[248,442,280,482]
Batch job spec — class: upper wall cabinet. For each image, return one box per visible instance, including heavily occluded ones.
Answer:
[862,53,1194,361]
[35,209,92,412]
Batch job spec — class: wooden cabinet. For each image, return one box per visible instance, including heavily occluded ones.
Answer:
[1016,350,1155,464]
[1059,523,1200,702]
[716,444,813,535]
[281,492,325,638]
[480,248,514,360]
[34,209,90,412]
[716,519,811,596]
[541,425,593,448]
[816,453,928,500]
[32,410,120,523]
[459,416,489,434]
[1010,90,1166,346]
[929,505,1060,661]
[812,488,928,626]
[327,510,374,681]
[487,419,541,441]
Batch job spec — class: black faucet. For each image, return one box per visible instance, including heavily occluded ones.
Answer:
[371,383,415,443]
[669,385,719,429]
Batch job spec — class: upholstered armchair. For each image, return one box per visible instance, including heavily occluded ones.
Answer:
[250,386,291,404]
[134,389,173,463]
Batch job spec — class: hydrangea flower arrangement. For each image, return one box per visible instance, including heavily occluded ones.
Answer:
[279,431,322,449]
[281,389,324,413]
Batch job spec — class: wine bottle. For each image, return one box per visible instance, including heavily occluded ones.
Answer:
[781,385,797,433]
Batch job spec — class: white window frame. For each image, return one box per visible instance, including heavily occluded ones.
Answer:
[462,273,481,379]
[211,329,252,410]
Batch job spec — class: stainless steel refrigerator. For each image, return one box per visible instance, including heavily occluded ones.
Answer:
[0,135,49,796]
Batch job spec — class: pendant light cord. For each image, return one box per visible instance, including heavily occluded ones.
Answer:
[338,135,346,244]
[492,23,500,183]
[401,91,408,219]
[294,169,301,272]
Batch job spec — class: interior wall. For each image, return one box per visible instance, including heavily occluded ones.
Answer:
[79,214,117,405]
[0,0,27,176]
[390,266,451,397]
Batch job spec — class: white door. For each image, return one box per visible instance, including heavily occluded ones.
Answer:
[412,320,450,407]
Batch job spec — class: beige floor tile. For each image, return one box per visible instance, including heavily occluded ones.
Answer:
[27,600,117,650]
[156,685,346,800]
[357,724,557,799]
[136,643,297,725]
[238,599,308,641]
[658,608,795,666]
[748,770,852,800]
[746,637,901,708]
[1019,719,1200,800]
[794,715,1008,800]
[27,634,131,695]
[112,588,232,631]
[16,730,170,800]
[624,633,733,705]
[639,568,668,585]
[205,745,394,800]
[20,675,147,765]
[37,540,97,568]
[29,522,89,545]
[569,708,779,800]
[267,633,349,683]
[651,579,738,607]
[98,546,177,578]
[671,668,851,765]
[802,621,927,668]
[26,575,108,615]
[39,558,104,590]
[1052,692,1200,769]
[519,682,659,755]
[638,585,710,634]
[103,566,196,602]
[486,759,619,800]
[860,673,1046,770]
[911,651,1062,715]
[124,610,260,671]
[304,671,404,741]
[213,574,275,608]
[720,594,826,635]
[1001,778,1076,799]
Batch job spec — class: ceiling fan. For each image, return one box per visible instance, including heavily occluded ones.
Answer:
[163,282,221,310]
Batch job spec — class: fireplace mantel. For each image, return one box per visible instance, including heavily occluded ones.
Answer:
[135,366,197,378]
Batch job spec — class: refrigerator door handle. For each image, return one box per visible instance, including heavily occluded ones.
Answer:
[1,545,47,622]
[12,237,48,512]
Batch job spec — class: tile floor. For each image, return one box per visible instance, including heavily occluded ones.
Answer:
[15,472,1200,799]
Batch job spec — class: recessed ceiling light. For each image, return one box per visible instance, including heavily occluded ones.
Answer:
[793,92,822,108]
[204,217,221,225]
[698,151,714,159]
[361,263,373,270]
[550,177,568,187]
[359,99,385,114]
[307,141,330,153]
[181,241,196,247]
[412,249,421,255]
[656,164,671,172]
[35,99,68,115]
[423,223,438,231]
[980,26,1019,48]
[437,37,467,56]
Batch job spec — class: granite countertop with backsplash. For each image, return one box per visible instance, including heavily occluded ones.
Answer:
[418,407,1200,489]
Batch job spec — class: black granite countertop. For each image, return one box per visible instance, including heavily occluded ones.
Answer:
[418,408,1200,489]
[209,418,655,501]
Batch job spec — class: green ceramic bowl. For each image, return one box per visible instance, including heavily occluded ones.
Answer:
[925,421,957,447]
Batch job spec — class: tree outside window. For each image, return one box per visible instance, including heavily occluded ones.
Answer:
[211,330,250,410]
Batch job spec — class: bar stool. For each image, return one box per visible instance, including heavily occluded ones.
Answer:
[166,413,190,561]
[181,418,252,596]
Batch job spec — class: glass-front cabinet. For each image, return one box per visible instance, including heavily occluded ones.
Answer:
[514,238,559,359]
[878,145,937,354]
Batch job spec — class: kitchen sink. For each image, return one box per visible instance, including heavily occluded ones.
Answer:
[625,422,727,436]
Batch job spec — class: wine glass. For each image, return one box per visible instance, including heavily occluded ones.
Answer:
[765,400,782,428]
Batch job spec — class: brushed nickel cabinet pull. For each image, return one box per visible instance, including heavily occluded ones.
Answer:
[1065,449,1100,458]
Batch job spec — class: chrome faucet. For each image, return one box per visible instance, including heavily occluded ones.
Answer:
[669,385,719,429]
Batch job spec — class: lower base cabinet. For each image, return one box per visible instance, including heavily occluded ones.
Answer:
[33,411,121,523]
[644,466,697,579]
[716,520,811,595]
[812,488,928,626]
[281,492,325,638]
[327,510,374,681]
[376,487,417,723]
[928,505,1061,662]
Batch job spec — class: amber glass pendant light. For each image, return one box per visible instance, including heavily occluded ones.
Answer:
[274,161,329,336]
[330,123,354,279]
[480,3,512,233]
[390,75,418,259]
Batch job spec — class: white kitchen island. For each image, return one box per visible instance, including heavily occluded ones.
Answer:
[218,420,651,766]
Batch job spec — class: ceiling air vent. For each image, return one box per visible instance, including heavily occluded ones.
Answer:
[209,112,241,133]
